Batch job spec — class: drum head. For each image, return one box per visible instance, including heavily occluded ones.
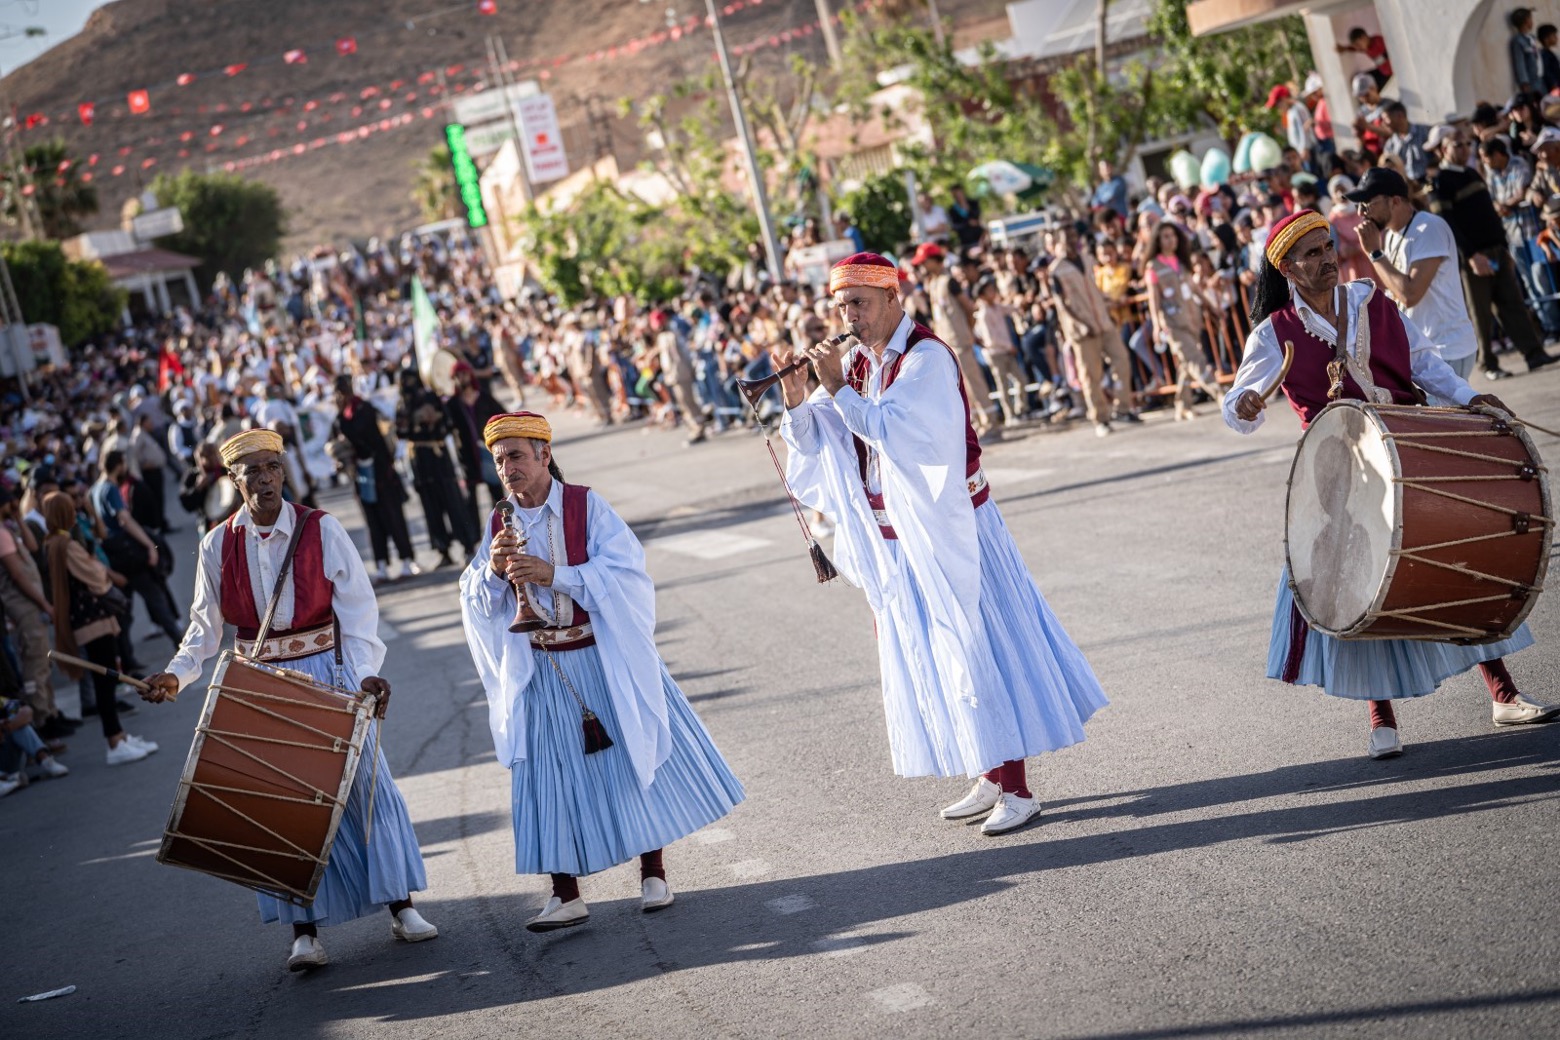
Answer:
[1285,403,1399,634]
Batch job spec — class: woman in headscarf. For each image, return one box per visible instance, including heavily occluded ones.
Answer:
[43,491,154,766]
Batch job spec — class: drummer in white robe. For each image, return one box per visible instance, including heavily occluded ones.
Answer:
[459,411,743,933]
[1224,209,1558,760]
[142,429,436,973]
[777,252,1108,836]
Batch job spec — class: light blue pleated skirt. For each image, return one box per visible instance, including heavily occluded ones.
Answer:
[876,500,1109,779]
[511,644,744,877]
[255,650,428,926]
[1265,568,1535,701]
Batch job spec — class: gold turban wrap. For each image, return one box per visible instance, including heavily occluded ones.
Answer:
[483,411,553,448]
[1264,210,1332,267]
[219,429,285,468]
[828,252,901,294]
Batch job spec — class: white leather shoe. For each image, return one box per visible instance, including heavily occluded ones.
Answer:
[941,777,1001,820]
[1492,694,1560,726]
[287,935,328,972]
[35,756,68,779]
[525,896,588,932]
[105,740,149,766]
[980,792,1042,835]
[390,907,439,942]
[126,734,159,754]
[641,877,675,913]
[1368,726,1403,759]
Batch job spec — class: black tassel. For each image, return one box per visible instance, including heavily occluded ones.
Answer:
[808,539,838,584]
[581,709,614,754]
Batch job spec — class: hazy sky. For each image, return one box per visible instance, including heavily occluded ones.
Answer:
[0,0,107,65]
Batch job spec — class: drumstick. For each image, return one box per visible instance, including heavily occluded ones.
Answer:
[1261,340,1297,403]
[48,650,161,697]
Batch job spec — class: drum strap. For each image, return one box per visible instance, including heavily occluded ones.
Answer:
[250,508,343,671]
[1325,286,1350,403]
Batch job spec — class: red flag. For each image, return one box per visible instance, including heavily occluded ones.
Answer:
[478,0,498,13]
[22,112,44,129]
[57,160,71,173]
[210,124,224,136]
[78,102,95,126]
[128,89,151,114]
[225,63,248,76]
[283,49,307,65]
[335,36,357,56]
[176,73,195,86]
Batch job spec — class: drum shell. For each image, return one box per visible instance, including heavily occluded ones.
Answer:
[157,652,372,905]
[1286,402,1551,642]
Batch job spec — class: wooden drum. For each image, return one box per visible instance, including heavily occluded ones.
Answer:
[1285,402,1551,643]
[157,652,377,905]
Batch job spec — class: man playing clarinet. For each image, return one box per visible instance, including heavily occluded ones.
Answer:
[458,412,743,933]
[1224,208,1557,759]
[140,429,437,972]
[776,253,1109,835]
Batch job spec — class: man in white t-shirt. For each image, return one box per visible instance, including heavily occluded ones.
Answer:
[1350,168,1482,381]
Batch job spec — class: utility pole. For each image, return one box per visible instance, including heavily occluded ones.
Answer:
[926,0,946,47]
[705,0,782,283]
[485,33,532,204]
[815,0,842,69]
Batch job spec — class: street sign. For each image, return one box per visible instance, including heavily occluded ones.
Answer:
[451,80,539,130]
[131,207,184,240]
[444,123,489,229]
[516,93,569,184]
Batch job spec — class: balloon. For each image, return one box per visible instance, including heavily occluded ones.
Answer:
[1248,132,1283,173]
[1233,132,1259,174]
[1200,147,1232,187]
[1168,149,1200,191]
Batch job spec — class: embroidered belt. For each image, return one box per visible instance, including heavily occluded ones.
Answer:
[530,622,596,652]
[867,467,990,540]
[235,622,336,662]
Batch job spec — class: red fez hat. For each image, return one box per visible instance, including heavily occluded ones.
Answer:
[829,252,899,292]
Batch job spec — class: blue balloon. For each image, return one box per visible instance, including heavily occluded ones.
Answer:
[1200,147,1232,187]
[1233,132,1259,175]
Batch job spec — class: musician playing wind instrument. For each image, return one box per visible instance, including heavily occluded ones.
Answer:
[139,429,436,972]
[1225,209,1557,760]
[776,252,1108,836]
[458,411,743,933]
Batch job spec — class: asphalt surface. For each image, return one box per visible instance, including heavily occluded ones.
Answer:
[6,362,1560,1040]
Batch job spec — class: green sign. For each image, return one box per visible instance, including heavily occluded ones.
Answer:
[445,123,488,229]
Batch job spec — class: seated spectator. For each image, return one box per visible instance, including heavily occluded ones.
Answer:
[1336,26,1393,90]
[0,696,69,792]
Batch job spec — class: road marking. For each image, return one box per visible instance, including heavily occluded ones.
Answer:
[379,619,401,642]
[868,982,935,1013]
[982,467,1051,484]
[651,531,771,560]
[728,858,771,879]
[79,849,157,866]
[811,932,867,958]
[131,838,161,848]
[765,894,816,915]
[694,827,735,845]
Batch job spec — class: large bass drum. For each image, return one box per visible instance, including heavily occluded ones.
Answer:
[157,652,376,905]
[1285,401,1551,643]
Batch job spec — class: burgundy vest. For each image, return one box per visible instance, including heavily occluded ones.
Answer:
[1268,290,1419,429]
[846,322,989,539]
[487,483,593,644]
[219,503,331,640]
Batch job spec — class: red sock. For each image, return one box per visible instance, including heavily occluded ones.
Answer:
[387,898,413,915]
[983,766,1002,785]
[639,849,666,881]
[550,873,580,902]
[998,759,1032,799]
[1478,659,1520,704]
[1368,700,1397,730]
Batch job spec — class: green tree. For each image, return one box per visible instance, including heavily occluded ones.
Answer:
[838,172,914,254]
[519,182,685,306]
[150,170,286,289]
[413,144,459,223]
[2,240,124,346]
[0,138,99,240]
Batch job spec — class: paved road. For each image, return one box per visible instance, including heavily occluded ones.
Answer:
[7,370,1560,1040]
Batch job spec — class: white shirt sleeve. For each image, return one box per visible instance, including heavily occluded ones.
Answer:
[166,528,226,691]
[1403,310,1478,406]
[1222,319,1284,434]
[830,346,960,444]
[319,514,388,682]
[779,395,826,455]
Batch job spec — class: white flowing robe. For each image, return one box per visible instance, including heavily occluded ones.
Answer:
[459,481,672,790]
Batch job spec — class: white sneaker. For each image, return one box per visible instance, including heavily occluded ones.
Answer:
[0,773,21,798]
[1368,726,1403,759]
[980,792,1043,835]
[940,777,1001,820]
[106,740,150,766]
[399,560,421,579]
[287,934,328,972]
[35,756,69,779]
[373,563,390,584]
[525,896,589,932]
[641,877,675,913]
[1095,422,1113,438]
[390,907,439,942]
[1492,694,1560,726]
[126,734,159,754]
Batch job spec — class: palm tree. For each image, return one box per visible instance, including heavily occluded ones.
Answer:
[412,145,459,222]
[2,138,99,240]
